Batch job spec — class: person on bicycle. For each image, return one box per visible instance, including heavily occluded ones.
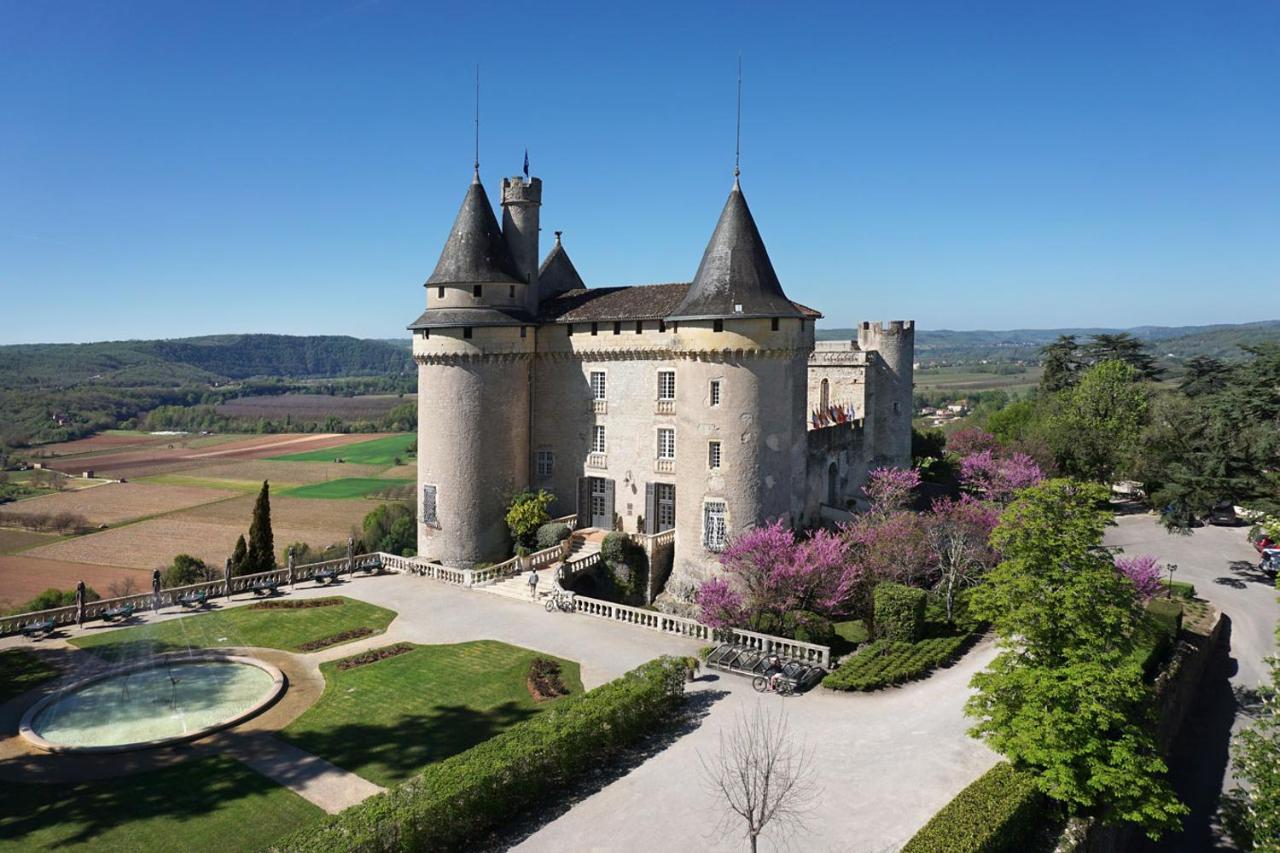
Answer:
[765,654,784,692]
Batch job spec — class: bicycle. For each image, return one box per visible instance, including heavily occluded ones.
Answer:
[544,590,576,613]
[752,674,795,696]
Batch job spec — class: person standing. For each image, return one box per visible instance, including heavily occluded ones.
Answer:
[75,579,86,629]
[527,567,539,600]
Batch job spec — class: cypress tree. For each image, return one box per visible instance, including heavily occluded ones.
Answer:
[230,534,248,577]
[247,480,276,575]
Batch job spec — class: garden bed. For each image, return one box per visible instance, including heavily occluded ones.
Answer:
[250,597,344,610]
[823,625,984,691]
[335,642,413,670]
[299,627,376,652]
[526,657,571,701]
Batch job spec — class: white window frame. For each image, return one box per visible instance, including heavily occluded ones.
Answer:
[591,425,606,454]
[657,427,676,460]
[590,370,607,401]
[709,379,722,407]
[536,450,554,479]
[708,440,721,470]
[703,499,728,551]
[658,369,676,401]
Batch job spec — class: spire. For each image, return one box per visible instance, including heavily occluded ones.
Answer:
[667,180,803,322]
[426,179,521,286]
[538,231,586,295]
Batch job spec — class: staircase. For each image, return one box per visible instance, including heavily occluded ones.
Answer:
[475,529,605,604]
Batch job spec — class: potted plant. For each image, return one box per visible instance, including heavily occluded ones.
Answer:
[515,544,530,571]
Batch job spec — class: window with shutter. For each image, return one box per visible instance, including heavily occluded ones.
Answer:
[422,484,439,528]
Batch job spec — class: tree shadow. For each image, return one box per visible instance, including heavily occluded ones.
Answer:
[1131,614,1238,852]
[1223,560,1274,587]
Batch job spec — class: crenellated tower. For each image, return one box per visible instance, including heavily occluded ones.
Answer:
[502,176,542,314]
[858,320,915,468]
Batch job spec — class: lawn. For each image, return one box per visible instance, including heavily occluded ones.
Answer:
[279,478,413,500]
[832,618,870,656]
[69,596,396,662]
[269,434,415,467]
[0,754,322,852]
[0,648,60,703]
[279,640,583,786]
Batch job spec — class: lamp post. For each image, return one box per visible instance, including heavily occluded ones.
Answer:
[1166,563,1178,599]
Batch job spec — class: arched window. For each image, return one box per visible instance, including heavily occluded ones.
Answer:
[820,378,830,409]
[827,462,839,505]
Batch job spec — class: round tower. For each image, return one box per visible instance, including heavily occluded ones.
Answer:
[858,320,915,468]
[409,173,534,567]
[501,176,541,314]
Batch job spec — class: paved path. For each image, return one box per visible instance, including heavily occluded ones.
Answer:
[224,734,384,814]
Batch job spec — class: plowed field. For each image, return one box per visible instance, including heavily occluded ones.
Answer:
[0,556,152,610]
[5,483,234,526]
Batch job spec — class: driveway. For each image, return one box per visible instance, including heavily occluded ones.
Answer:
[1104,513,1280,851]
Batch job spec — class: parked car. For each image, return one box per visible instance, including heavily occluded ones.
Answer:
[1206,502,1240,526]
[1250,529,1275,554]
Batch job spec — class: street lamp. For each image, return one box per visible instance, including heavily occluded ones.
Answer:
[1166,563,1178,599]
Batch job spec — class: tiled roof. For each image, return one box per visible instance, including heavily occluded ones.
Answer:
[538,283,820,323]
[425,177,521,286]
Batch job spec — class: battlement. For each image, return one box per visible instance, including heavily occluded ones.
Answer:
[501,176,542,205]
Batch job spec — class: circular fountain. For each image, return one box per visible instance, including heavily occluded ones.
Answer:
[20,653,286,754]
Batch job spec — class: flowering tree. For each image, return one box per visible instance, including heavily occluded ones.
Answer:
[696,577,745,629]
[864,466,921,515]
[840,508,932,633]
[925,496,1000,622]
[958,450,1044,504]
[1114,554,1163,602]
[948,427,1001,459]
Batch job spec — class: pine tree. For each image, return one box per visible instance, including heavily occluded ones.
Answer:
[1038,335,1082,393]
[230,534,248,577]
[247,480,276,575]
[1084,333,1161,380]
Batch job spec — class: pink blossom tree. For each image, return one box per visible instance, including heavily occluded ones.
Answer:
[958,450,1044,505]
[864,466,921,515]
[696,577,745,629]
[925,496,1000,622]
[839,508,932,633]
[1114,554,1163,603]
[948,427,1001,459]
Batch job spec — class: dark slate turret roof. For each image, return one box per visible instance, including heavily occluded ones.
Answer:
[667,180,804,322]
[425,176,521,286]
[537,235,586,295]
[538,283,820,323]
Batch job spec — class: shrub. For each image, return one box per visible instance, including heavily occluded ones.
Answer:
[273,657,687,852]
[8,586,100,615]
[505,490,554,548]
[874,582,927,642]
[822,632,978,691]
[535,522,571,550]
[900,762,1046,853]
[363,502,414,556]
[601,532,647,601]
[782,610,836,646]
[162,553,212,587]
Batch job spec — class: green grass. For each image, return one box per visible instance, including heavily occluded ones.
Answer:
[269,434,415,467]
[0,648,60,704]
[0,754,322,852]
[69,596,396,663]
[134,474,266,492]
[279,640,583,787]
[279,478,412,500]
[832,619,869,656]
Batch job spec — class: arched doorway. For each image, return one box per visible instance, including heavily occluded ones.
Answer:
[827,462,839,505]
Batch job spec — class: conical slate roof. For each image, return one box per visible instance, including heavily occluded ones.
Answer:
[538,234,586,295]
[667,180,803,322]
[425,176,521,286]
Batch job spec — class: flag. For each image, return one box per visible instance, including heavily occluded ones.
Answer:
[523,148,529,179]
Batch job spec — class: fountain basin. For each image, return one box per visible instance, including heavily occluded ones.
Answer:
[19,653,285,754]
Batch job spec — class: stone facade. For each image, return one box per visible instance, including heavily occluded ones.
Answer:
[409,168,913,603]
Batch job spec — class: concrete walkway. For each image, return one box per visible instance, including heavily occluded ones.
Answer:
[224,734,384,814]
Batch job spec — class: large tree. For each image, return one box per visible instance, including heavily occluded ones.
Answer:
[1223,652,1280,852]
[246,480,276,575]
[1042,360,1149,483]
[1084,333,1161,381]
[966,479,1186,837]
[1038,335,1084,394]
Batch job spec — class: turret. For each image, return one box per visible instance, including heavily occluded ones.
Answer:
[858,320,915,467]
[502,176,542,313]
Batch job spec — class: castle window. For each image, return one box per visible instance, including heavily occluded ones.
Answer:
[463,326,473,339]
[437,286,445,299]
[703,500,727,551]
[422,484,439,528]
[713,319,724,333]
[658,319,667,333]
[708,440,721,470]
[709,379,721,406]
[654,483,675,532]
[590,371,607,401]
[422,329,430,340]
[893,401,901,414]
[820,378,829,408]
[473,285,482,298]
[591,425,606,453]
[657,428,675,460]
[658,370,676,401]
[613,321,621,335]
[591,322,598,336]
[771,317,780,331]
[520,325,527,338]
[635,321,644,334]
[567,324,574,337]
[536,450,554,479]
[509,285,516,298]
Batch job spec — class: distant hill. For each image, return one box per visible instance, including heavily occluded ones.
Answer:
[816,320,1280,363]
[0,335,414,389]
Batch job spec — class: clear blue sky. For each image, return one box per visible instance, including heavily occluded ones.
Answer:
[2,1,1277,344]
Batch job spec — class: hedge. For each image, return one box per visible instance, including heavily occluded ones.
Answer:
[535,522,572,550]
[823,630,979,692]
[874,582,927,642]
[901,762,1046,853]
[272,656,688,852]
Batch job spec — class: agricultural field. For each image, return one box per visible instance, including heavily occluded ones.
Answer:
[913,365,1043,396]
[215,393,414,420]
[172,493,375,531]
[2,482,234,527]
[139,459,384,490]
[281,478,414,500]
[0,555,152,611]
[0,529,60,555]
[270,434,415,466]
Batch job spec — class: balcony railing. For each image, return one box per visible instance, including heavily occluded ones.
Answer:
[655,399,675,415]
[655,457,675,473]
[592,399,607,414]
[586,452,607,470]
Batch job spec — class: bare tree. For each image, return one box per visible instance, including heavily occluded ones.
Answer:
[108,576,139,598]
[699,702,819,853]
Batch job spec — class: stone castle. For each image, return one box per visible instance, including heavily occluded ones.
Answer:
[411,165,914,602]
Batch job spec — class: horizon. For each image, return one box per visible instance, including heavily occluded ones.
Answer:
[3,1,1278,345]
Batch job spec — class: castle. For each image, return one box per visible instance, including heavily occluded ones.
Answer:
[411,166,914,603]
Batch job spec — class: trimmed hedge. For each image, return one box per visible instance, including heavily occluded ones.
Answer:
[874,582,927,642]
[823,630,979,691]
[901,762,1046,853]
[535,522,572,550]
[272,656,688,852]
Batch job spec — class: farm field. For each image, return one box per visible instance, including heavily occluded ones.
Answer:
[0,529,61,555]
[2,482,234,526]
[280,478,413,500]
[215,393,414,420]
[141,459,384,489]
[270,434,415,466]
[173,493,375,530]
[0,556,151,611]
[914,365,1043,396]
